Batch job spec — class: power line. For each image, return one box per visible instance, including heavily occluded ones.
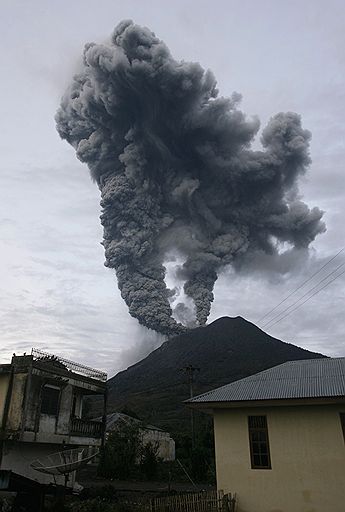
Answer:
[262,261,345,329]
[292,335,345,340]
[263,268,345,330]
[257,247,344,324]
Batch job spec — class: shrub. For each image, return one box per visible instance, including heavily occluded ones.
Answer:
[140,441,159,480]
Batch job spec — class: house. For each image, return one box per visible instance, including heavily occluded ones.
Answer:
[0,349,107,488]
[102,412,175,461]
[187,357,345,512]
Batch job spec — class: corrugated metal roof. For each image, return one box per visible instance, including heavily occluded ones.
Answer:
[94,412,165,433]
[188,357,345,404]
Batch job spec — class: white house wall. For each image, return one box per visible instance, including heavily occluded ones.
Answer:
[213,404,345,512]
[142,430,175,461]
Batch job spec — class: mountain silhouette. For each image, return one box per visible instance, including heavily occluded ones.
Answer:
[105,317,325,434]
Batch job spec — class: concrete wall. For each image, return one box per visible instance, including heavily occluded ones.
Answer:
[73,392,83,418]
[213,404,345,512]
[25,375,42,431]
[142,429,175,461]
[21,430,102,446]
[56,385,73,434]
[0,374,10,427]
[25,379,74,437]
[39,414,57,434]
[6,373,26,432]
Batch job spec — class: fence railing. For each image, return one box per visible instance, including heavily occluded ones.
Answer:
[146,490,236,512]
[32,347,107,382]
[70,418,103,438]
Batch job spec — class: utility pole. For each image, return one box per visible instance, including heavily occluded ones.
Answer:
[180,364,200,449]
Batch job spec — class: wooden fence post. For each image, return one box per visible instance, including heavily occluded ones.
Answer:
[145,489,236,512]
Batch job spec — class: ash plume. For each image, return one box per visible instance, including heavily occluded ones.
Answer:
[56,20,325,335]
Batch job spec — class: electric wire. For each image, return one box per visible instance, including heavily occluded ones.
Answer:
[261,261,345,329]
[263,267,345,330]
[257,247,344,324]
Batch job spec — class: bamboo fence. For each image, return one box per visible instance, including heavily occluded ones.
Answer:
[146,490,236,512]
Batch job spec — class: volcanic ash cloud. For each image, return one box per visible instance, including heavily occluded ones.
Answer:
[56,20,325,335]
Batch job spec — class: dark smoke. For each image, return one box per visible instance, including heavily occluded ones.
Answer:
[56,20,325,335]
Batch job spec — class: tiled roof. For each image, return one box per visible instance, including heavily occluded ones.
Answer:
[187,357,345,404]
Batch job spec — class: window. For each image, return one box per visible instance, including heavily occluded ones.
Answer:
[340,413,345,442]
[248,415,271,469]
[41,385,60,416]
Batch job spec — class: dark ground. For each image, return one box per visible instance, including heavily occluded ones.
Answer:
[77,463,214,497]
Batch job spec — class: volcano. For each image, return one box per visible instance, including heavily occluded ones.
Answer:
[105,317,325,434]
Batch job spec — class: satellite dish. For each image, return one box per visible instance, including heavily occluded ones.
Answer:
[30,447,99,477]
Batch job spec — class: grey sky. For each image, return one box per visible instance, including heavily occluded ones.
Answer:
[1,0,344,377]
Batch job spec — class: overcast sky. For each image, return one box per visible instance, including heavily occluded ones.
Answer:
[1,0,344,377]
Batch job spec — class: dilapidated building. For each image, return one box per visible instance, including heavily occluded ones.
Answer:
[0,349,107,487]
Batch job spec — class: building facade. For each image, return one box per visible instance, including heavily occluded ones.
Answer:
[188,357,345,512]
[0,350,107,486]
[103,412,175,461]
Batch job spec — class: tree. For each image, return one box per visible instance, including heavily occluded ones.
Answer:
[140,441,159,480]
[99,422,142,479]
